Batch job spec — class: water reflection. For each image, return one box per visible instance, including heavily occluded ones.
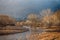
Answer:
[0,27,44,40]
[0,31,30,40]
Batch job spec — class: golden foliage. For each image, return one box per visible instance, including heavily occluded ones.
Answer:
[0,15,16,27]
[27,14,38,21]
[41,10,60,27]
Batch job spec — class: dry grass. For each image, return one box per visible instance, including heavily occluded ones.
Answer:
[0,30,25,35]
[27,32,60,40]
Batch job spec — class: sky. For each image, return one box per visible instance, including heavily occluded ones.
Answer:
[0,0,60,18]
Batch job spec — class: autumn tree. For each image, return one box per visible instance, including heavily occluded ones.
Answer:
[0,15,16,27]
[40,9,53,28]
[27,14,38,21]
[41,10,60,28]
[27,13,40,32]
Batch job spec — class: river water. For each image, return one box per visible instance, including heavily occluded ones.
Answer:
[0,31,31,40]
[0,27,44,40]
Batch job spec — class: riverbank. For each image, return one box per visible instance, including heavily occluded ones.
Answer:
[0,26,29,35]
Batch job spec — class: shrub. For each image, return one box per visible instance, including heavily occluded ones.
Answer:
[0,15,16,27]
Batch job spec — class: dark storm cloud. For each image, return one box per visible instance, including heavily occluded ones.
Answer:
[0,0,60,18]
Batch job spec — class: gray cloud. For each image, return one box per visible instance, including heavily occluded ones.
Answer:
[0,0,60,18]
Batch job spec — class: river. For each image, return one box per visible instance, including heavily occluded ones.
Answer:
[0,31,31,40]
[0,27,44,40]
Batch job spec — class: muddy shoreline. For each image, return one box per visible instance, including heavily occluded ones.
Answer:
[0,29,29,35]
[0,26,29,35]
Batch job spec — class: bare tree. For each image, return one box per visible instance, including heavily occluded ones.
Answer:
[40,9,53,18]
